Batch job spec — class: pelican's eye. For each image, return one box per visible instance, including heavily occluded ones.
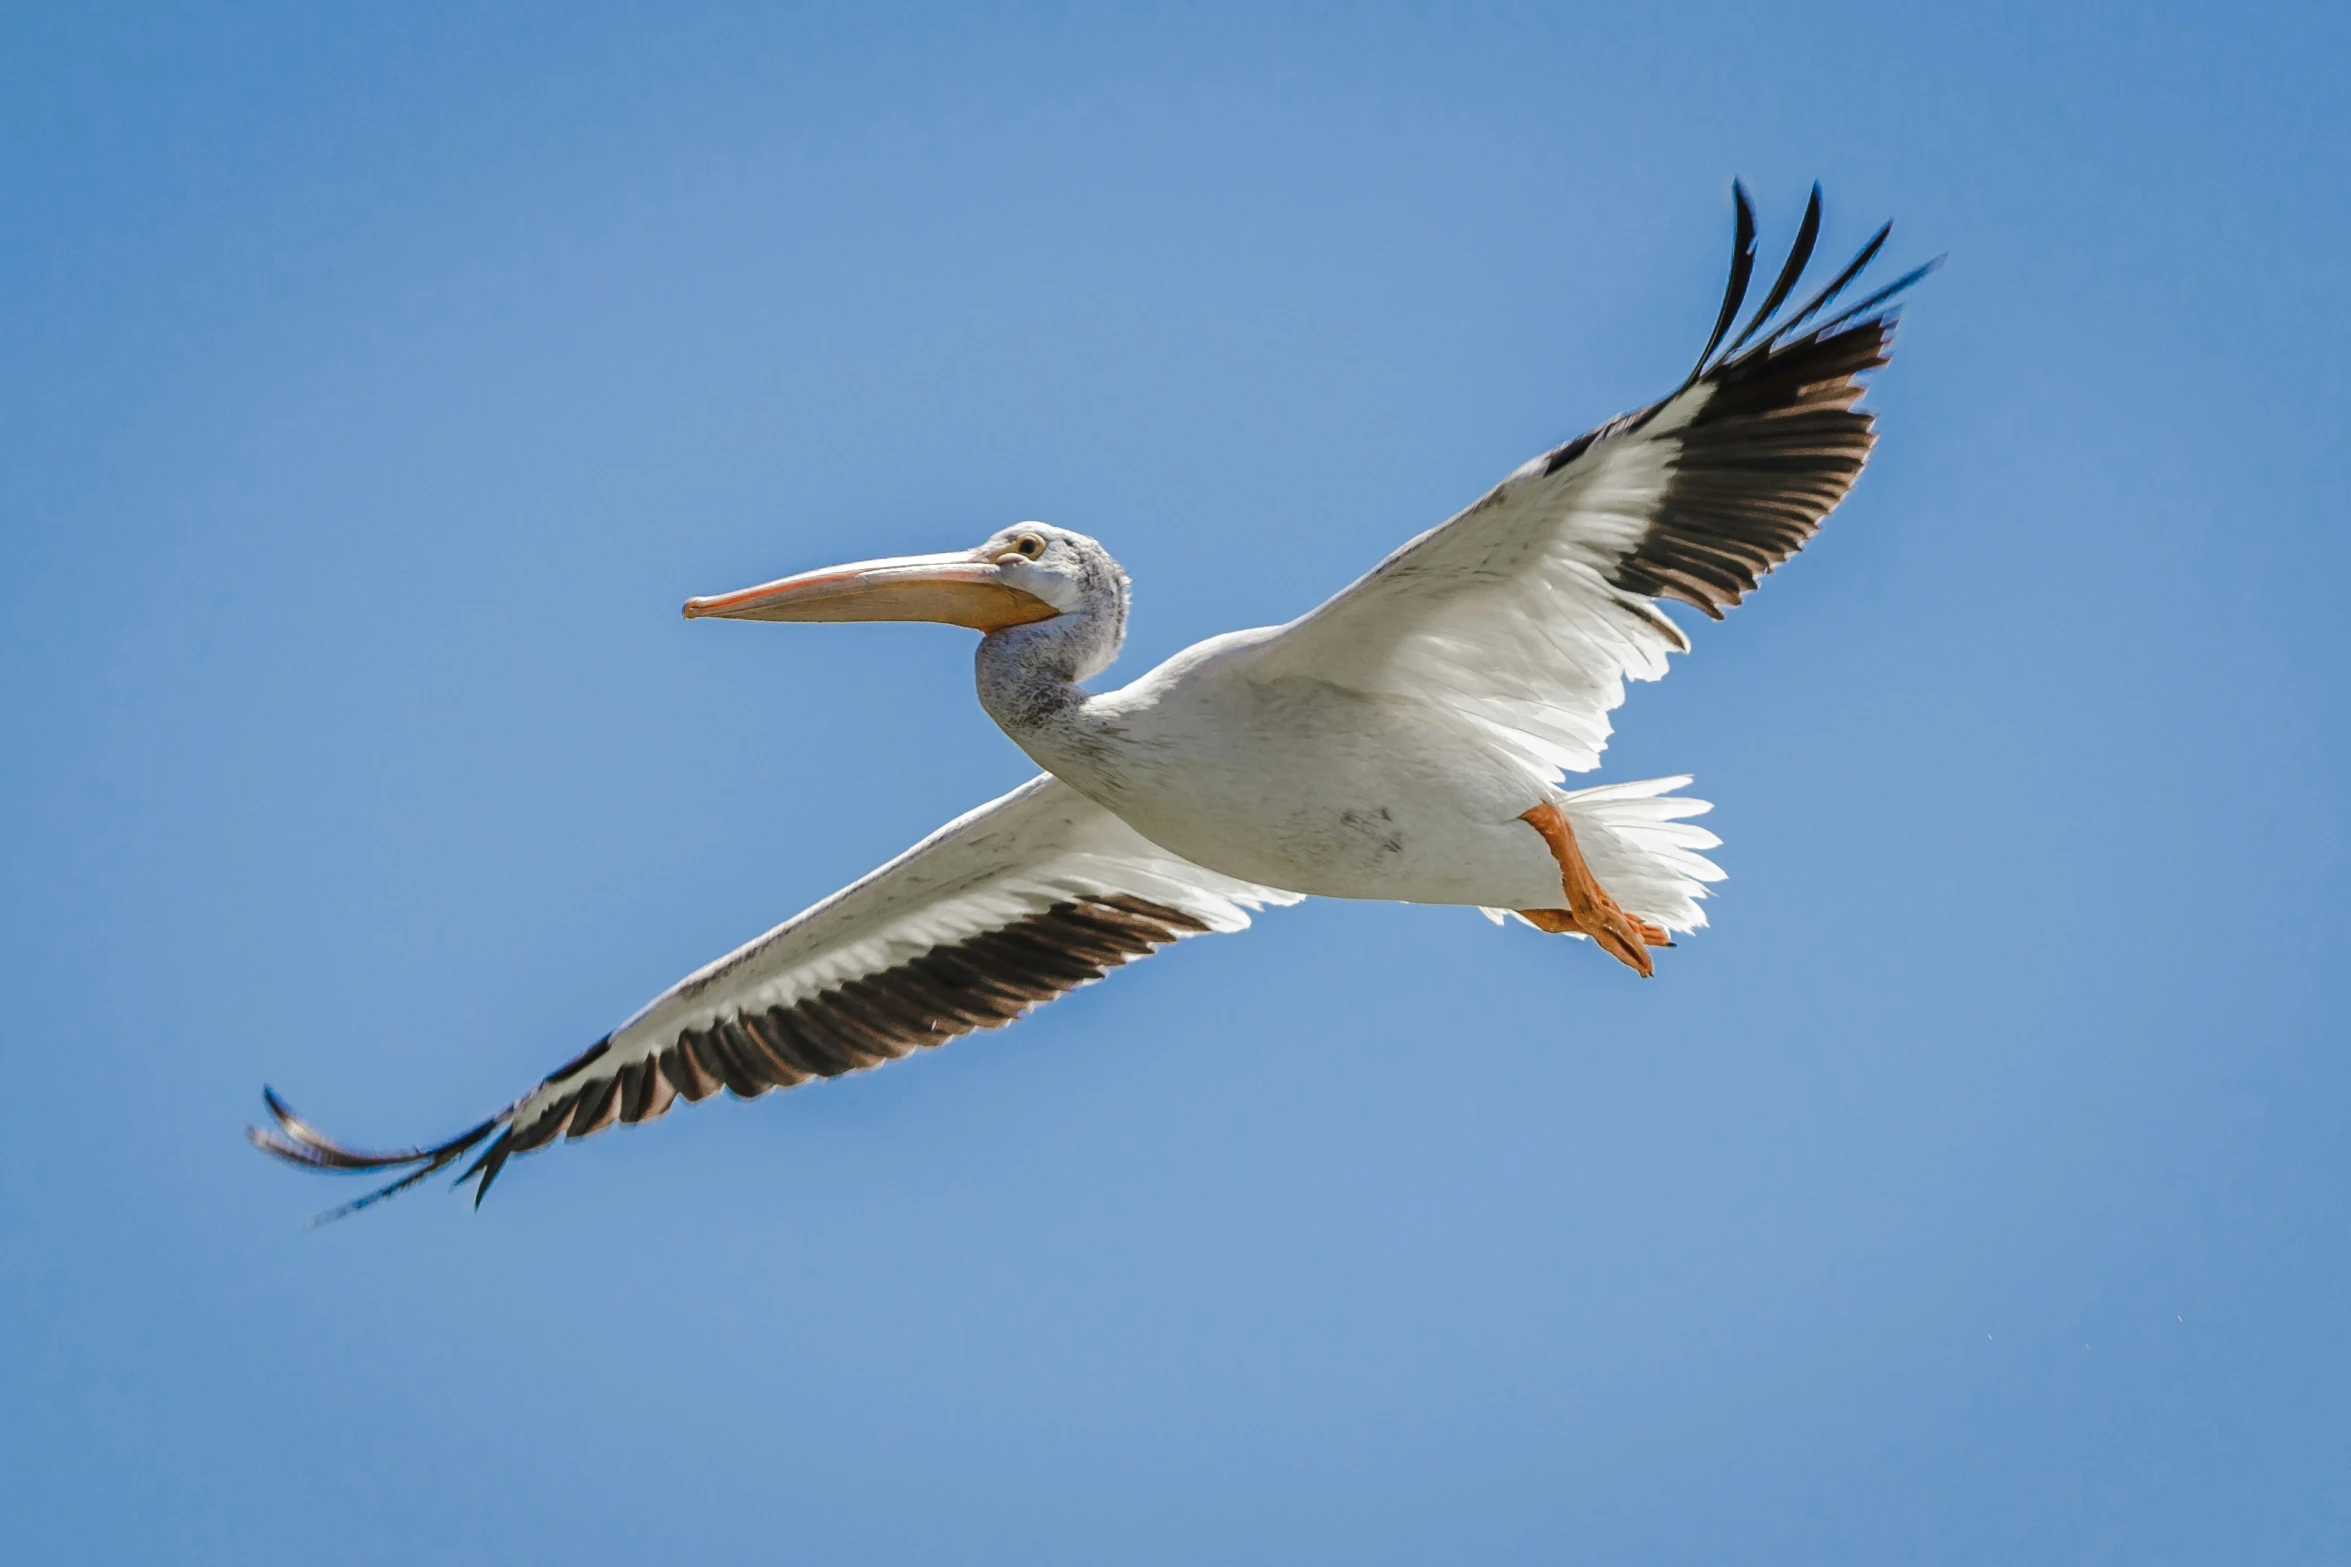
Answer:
[1010,534,1046,559]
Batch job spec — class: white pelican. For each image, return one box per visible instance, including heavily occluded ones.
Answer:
[253,184,1931,1215]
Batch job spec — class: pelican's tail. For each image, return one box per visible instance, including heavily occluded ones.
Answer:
[1555,775,1725,934]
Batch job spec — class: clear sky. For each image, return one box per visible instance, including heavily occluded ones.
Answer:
[3,3,2346,1561]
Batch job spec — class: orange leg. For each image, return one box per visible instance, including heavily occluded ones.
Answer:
[1517,801,1671,978]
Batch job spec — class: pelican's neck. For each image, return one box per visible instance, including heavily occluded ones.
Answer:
[973,546,1130,788]
[974,617,1097,744]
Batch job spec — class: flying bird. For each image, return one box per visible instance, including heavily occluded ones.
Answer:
[252,183,1931,1217]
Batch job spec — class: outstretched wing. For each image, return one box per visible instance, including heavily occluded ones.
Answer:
[1245,183,1933,785]
[251,775,1301,1216]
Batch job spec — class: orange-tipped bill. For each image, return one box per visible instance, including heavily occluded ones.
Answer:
[682,550,1059,631]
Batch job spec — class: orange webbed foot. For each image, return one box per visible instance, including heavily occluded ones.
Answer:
[1517,802,1671,978]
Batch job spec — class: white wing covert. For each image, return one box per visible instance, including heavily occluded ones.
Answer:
[250,775,1299,1215]
[1249,185,1931,786]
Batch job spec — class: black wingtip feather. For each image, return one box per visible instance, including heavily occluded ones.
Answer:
[1768,221,1891,345]
[1809,254,1944,339]
[304,1160,452,1228]
[456,1130,517,1207]
[1686,181,1758,386]
[1725,182,1822,356]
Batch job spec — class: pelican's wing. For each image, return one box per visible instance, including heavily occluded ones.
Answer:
[250,775,1300,1215]
[1247,185,1932,784]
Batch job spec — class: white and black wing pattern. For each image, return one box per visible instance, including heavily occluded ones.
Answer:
[251,775,1301,1216]
[1247,184,1934,784]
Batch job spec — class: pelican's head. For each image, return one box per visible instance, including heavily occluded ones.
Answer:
[684,522,1129,679]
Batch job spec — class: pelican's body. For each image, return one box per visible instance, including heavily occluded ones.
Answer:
[253,184,1930,1215]
[991,623,1576,909]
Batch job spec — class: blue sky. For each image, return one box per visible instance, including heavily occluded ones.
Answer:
[3,3,2346,1561]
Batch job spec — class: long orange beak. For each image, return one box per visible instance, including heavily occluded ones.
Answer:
[682,550,1059,631]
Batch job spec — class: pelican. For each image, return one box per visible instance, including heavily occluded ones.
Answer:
[253,183,1931,1215]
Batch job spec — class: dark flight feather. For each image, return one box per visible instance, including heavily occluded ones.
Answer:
[1685,181,1758,385]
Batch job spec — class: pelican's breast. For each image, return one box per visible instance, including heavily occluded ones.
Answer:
[1025,637,1558,905]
